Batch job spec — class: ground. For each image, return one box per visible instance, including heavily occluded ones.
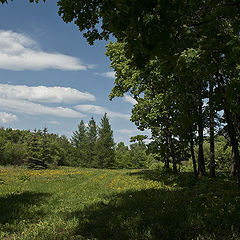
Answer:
[0,166,240,240]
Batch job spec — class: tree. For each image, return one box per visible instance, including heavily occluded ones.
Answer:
[40,127,56,168]
[26,130,45,169]
[71,120,89,167]
[95,113,115,168]
[114,142,130,168]
[86,117,97,167]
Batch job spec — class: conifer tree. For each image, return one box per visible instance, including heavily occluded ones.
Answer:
[95,113,115,168]
[71,120,88,166]
[27,130,45,169]
[40,127,55,168]
[86,117,97,167]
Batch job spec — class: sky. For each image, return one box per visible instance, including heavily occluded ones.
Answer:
[0,0,150,145]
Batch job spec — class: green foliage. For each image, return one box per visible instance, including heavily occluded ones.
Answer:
[26,130,46,169]
[95,113,115,168]
[203,136,232,171]
[114,142,130,168]
[71,120,89,167]
[86,117,98,167]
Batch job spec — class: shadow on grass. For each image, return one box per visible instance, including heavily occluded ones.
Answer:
[0,191,51,224]
[128,169,237,189]
[68,171,240,240]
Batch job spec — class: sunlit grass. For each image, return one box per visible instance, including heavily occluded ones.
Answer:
[0,166,240,239]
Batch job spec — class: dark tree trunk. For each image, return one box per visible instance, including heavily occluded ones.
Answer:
[209,81,215,177]
[235,113,240,136]
[216,73,240,184]
[230,147,237,176]
[165,144,170,169]
[190,137,198,178]
[198,99,206,176]
[224,107,240,185]
[165,122,177,174]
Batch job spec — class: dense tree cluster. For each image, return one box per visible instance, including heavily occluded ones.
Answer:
[71,114,115,168]
[0,127,72,168]
[50,0,240,181]
[0,114,150,169]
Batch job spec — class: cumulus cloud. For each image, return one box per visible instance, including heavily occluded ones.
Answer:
[0,84,95,103]
[95,71,116,79]
[0,112,18,123]
[0,30,91,71]
[75,104,130,120]
[123,95,137,105]
[0,98,85,118]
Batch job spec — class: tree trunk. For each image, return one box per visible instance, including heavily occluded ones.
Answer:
[198,99,206,176]
[165,143,170,169]
[230,147,237,176]
[216,73,240,184]
[209,81,215,177]
[224,107,240,185]
[235,113,240,137]
[190,137,198,178]
[165,123,177,174]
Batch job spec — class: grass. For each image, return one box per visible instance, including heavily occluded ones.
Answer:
[0,166,240,240]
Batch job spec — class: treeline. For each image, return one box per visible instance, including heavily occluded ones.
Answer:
[0,113,150,169]
[0,127,72,168]
[43,1,240,183]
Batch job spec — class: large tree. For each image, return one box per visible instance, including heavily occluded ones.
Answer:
[71,120,89,167]
[86,117,98,167]
[95,113,115,168]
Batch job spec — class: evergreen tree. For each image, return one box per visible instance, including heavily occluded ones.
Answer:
[27,130,45,169]
[40,127,56,168]
[71,120,88,166]
[95,113,115,168]
[86,117,97,167]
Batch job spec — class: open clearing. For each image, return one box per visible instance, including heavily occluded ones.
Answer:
[0,167,240,240]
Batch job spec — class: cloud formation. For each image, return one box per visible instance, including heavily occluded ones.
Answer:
[0,30,91,71]
[0,98,85,118]
[46,121,61,125]
[75,104,130,120]
[95,71,115,79]
[0,112,18,123]
[0,84,95,103]
[123,95,137,105]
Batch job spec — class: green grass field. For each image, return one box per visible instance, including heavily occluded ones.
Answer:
[0,166,240,240]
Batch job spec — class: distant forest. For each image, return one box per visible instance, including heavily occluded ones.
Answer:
[0,113,151,170]
[0,111,233,173]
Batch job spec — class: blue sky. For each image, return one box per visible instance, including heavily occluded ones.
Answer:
[0,0,149,145]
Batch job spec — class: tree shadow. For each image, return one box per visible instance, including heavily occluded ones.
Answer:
[67,173,240,240]
[0,191,51,225]
[128,169,199,188]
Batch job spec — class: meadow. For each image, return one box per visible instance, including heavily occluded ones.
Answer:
[0,166,240,240]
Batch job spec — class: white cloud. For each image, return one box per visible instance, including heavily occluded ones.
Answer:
[0,98,85,118]
[75,104,130,120]
[0,112,18,123]
[95,71,115,79]
[46,121,61,125]
[0,84,95,103]
[0,30,91,71]
[123,95,137,105]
